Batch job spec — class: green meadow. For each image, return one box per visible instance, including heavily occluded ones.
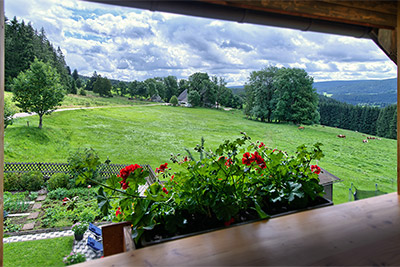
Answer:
[5,105,397,204]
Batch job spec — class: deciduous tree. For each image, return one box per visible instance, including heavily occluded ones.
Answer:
[12,59,65,129]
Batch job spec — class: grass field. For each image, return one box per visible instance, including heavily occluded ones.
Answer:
[5,90,150,110]
[5,105,397,204]
[4,236,74,266]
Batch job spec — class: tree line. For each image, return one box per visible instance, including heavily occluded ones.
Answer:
[83,71,242,108]
[5,17,72,92]
[244,66,319,125]
[319,96,397,139]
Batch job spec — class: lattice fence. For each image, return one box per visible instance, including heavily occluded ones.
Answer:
[4,162,130,178]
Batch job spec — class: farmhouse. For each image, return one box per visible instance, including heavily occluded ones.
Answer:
[0,0,399,266]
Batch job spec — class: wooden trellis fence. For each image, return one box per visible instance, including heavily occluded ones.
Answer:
[4,162,129,179]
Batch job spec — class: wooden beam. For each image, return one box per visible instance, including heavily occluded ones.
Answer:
[319,0,397,15]
[204,0,396,29]
[397,4,400,195]
[0,0,5,265]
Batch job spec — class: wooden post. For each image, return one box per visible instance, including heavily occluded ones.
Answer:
[398,3,400,195]
[0,0,5,265]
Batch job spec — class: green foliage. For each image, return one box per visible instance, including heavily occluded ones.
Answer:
[47,187,96,201]
[78,88,86,96]
[169,95,178,106]
[245,66,278,122]
[4,171,44,191]
[319,95,393,138]
[4,218,22,232]
[48,173,70,191]
[68,148,102,186]
[12,58,65,129]
[188,90,201,107]
[63,252,86,265]
[41,198,100,228]
[98,134,324,244]
[4,191,30,213]
[24,171,45,191]
[71,222,88,235]
[93,76,113,97]
[4,173,23,191]
[4,236,74,267]
[4,99,16,129]
[245,66,319,124]
[5,17,71,92]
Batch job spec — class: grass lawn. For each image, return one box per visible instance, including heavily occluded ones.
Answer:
[5,105,397,204]
[4,236,74,267]
[5,90,151,110]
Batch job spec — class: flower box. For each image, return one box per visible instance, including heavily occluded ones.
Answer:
[138,196,333,248]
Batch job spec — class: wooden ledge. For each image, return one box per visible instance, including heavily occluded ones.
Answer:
[79,193,400,266]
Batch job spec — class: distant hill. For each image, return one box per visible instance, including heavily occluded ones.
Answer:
[313,78,397,107]
[228,86,245,96]
[230,78,397,107]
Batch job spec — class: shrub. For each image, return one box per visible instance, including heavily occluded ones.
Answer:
[5,171,44,191]
[63,252,86,265]
[47,173,70,191]
[169,95,178,106]
[22,171,44,191]
[68,148,101,187]
[4,173,23,191]
[78,88,86,96]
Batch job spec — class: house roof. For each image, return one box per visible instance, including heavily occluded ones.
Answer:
[177,89,188,102]
[319,168,341,185]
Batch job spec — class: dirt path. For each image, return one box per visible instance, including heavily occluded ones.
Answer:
[12,103,164,119]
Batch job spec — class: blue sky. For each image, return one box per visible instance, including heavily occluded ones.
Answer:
[5,0,397,86]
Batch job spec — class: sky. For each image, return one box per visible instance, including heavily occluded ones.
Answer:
[5,0,397,86]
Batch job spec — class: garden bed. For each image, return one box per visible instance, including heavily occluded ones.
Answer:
[3,187,110,235]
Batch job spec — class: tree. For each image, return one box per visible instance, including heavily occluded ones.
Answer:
[273,68,319,124]
[245,66,278,122]
[188,90,201,107]
[169,95,178,106]
[93,76,112,97]
[85,71,98,91]
[163,76,178,101]
[12,58,65,129]
[72,69,79,81]
[116,81,128,96]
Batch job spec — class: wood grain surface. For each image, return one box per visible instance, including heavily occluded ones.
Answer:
[79,193,400,266]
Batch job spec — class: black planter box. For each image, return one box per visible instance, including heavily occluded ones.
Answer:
[139,196,333,248]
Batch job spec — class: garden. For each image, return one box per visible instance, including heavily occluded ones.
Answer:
[4,132,328,265]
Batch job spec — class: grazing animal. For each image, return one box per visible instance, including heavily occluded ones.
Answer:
[367,136,376,140]
[363,139,368,143]
[298,126,304,130]
[337,134,346,138]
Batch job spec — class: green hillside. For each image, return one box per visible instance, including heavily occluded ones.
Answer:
[314,78,397,106]
[5,106,396,204]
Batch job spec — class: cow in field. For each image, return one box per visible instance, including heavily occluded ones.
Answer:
[337,134,346,138]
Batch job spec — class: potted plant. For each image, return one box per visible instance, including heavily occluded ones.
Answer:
[71,222,88,241]
[76,133,330,247]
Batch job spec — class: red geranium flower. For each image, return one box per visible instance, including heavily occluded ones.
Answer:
[311,164,321,175]
[156,163,168,173]
[259,142,265,148]
[242,152,252,165]
[116,207,122,217]
[162,187,169,194]
[225,158,233,167]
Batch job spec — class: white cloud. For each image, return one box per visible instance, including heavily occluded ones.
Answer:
[5,0,397,85]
